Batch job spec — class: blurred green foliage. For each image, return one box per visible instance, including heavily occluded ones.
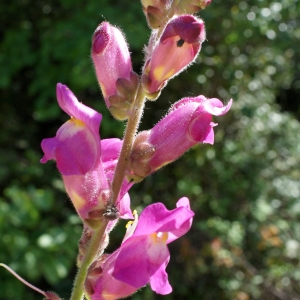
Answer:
[1,0,300,299]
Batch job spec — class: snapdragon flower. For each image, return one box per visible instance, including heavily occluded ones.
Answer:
[41,83,101,175]
[40,84,132,227]
[142,15,206,96]
[127,96,233,181]
[85,197,194,299]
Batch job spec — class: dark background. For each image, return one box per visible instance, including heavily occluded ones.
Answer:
[1,0,300,299]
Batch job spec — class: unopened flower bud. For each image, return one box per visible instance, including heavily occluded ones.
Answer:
[141,0,170,29]
[142,15,206,96]
[127,96,232,180]
[175,0,211,15]
[92,22,138,120]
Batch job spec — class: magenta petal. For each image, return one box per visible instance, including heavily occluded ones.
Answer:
[41,119,100,175]
[41,84,102,175]
[134,201,194,242]
[40,138,59,163]
[118,192,134,219]
[56,83,102,135]
[188,112,211,142]
[113,235,169,288]
[101,138,122,162]
[90,250,138,300]
[150,260,172,295]
[202,125,215,144]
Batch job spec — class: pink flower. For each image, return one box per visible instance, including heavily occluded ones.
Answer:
[92,22,138,120]
[128,96,233,180]
[142,15,206,95]
[85,197,194,299]
[40,85,132,226]
[56,138,133,227]
[41,83,101,176]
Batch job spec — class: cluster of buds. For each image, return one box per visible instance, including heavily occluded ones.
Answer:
[141,0,211,29]
[37,0,233,299]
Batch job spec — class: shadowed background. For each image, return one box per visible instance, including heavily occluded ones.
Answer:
[1,0,300,299]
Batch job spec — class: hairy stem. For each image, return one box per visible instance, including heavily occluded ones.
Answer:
[70,221,108,300]
[111,83,146,205]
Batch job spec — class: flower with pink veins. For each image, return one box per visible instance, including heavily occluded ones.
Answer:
[128,96,233,181]
[142,15,206,96]
[85,197,194,299]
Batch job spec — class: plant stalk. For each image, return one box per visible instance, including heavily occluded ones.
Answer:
[70,83,146,299]
[70,220,108,300]
[111,83,146,205]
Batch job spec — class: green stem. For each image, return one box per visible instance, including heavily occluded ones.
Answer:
[111,83,146,205]
[70,221,108,300]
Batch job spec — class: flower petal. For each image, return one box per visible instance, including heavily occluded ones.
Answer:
[57,83,102,135]
[101,138,122,163]
[41,84,102,175]
[113,234,169,288]
[41,119,100,175]
[149,259,172,295]
[134,199,194,243]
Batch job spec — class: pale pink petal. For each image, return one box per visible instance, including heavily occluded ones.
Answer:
[149,259,172,295]
[204,98,233,116]
[118,192,134,219]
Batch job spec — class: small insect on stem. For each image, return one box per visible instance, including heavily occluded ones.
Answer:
[177,38,185,47]
[103,205,120,221]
